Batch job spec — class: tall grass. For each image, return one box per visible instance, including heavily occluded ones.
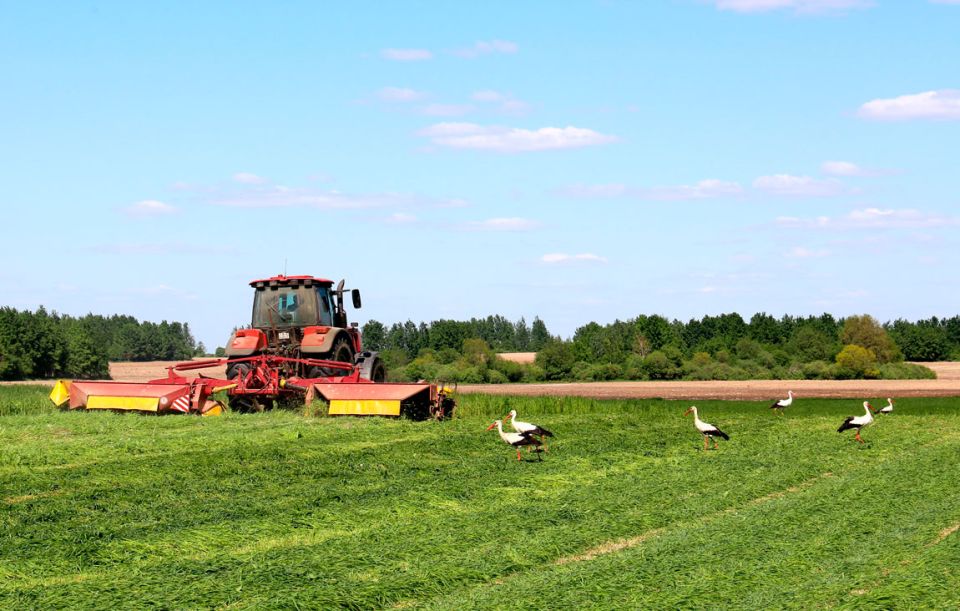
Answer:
[0,385,55,416]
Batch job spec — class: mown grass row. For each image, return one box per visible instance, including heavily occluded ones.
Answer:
[1,388,958,609]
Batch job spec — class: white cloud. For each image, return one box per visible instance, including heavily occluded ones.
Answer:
[753,174,852,197]
[463,217,540,231]
[233,172,267,185]
[125,200,177,217]
[418,122,618,152]
[541,253,608,264]
[453,40,518,58]
[931,0,960,4]
[709,0,874,13]
[777,207,959,230]
[381,48,432,61]
[558,179,743,200]
[858,90,960,121]
[378,87,428,102]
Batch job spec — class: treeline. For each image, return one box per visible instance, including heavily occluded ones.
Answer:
[0,307,199,380]
[369,312,959,383]
[360,315,553,357]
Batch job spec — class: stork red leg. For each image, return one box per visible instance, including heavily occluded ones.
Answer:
[517,449,522,461]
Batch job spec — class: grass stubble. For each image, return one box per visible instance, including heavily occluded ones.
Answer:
[0,387,957,609]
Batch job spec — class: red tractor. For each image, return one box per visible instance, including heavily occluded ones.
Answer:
[223,275,385,385]
[50,275,455,419]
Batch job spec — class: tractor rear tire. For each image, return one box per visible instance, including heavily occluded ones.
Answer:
[309,336,355,378]
[226,361,251,382]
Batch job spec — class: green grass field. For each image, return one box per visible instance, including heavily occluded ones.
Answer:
[2,387,958,609]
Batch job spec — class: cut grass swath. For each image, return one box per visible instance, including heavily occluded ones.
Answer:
[0,388,958,609]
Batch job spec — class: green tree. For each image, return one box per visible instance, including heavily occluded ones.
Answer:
[841,315,900,363]
[530,317,551,351]
[361,320,387,351]
[535,340,574,380]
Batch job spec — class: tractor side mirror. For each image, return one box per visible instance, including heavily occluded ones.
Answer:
[351,289,362,309]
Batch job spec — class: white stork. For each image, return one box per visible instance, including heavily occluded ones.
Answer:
[683,406,730,450]
[504,409,553,451]
[770,390,794,415]
[879,398,894,415]
[837,401,875,443]
[487,420,542,461]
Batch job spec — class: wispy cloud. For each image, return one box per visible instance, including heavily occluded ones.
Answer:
[452,39,519,58]
[858,90,960,120]
[777,207,959,230]
[124,200,178,217]
[381,48,432,61]
[87,242,233,255]
[820,160,892,177]
[787,246,831,258]
[541,253,608,264]
[209,184,466,211]
[462,217,540,231]
[418,122,618,153]
[385,213,417,224]
[708,0,874,14]
[378,87,428,102]
[471,90,531,115]
[421,103,475,117]
[558,179,743,200]
[753,174,853,197]
[233,172,267,185]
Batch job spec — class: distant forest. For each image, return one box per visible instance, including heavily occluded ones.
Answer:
[3,305,960,382]
[0,307,199,380]
[362,313,960,383]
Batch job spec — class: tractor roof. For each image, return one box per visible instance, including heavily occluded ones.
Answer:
[249,275,334,288]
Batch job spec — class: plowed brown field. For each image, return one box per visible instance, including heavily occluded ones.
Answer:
[94,360,960,400]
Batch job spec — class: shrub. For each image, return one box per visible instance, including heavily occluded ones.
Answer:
[591,363,624,381]
[835,344,880,379]
[643,350,682,380]
[878,362,936,380]
[485,369,509,384]
[801,360,832,380]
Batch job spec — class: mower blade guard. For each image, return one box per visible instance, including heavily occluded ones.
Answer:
[52,380,194,414]
[310,382,433,417]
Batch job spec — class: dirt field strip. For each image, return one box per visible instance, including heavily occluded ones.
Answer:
[7,361,960,400]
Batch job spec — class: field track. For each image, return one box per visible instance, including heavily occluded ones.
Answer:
[7,361,959,399]
[458,361,960,400]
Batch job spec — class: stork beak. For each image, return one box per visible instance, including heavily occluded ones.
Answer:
[683,407,693,416]
[503,413,512,420]
[486,421,497,431]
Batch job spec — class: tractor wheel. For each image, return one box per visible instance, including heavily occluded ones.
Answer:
[355,351,386,382]
[309,336,355,378]
[226,361,251,382]
[229,395,265,413]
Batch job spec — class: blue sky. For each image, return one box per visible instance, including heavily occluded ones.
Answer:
[2,1,958,350]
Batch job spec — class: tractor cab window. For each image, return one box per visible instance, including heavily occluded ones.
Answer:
[252,286,319,328]
[316,287,334,326]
